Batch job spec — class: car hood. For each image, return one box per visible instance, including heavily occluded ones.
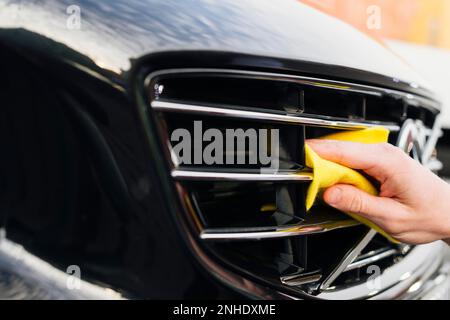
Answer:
[0,0,432,91]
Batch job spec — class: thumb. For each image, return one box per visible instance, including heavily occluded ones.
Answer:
[323,184,388,221]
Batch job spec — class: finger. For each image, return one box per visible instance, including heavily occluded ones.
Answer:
[307,140,406,180]
[323,184,402,223]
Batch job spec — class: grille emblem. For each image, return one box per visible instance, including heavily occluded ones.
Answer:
[396,117,443,171]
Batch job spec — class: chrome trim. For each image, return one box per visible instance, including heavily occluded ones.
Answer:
[172,169,313,182]
[320,229,377,290]
[0,233,123,300]
[152,100,401,132]
[200,220,361,241]
[345,248,398,272]
[417,265,450,300]
[281,273,323,287]
[318,242,449,300]
[396,116,443,170]
[422,116,443,171]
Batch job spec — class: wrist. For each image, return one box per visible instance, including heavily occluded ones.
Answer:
[440,184,450,245]
[432,183,450,245]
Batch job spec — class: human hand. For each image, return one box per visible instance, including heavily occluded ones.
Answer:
[307,140,450,245]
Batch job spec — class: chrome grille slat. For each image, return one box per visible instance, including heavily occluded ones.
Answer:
[172,169,313,182]
[320,229,378,290]
[281,272,323,287]
[200,218,361,241]
[344,248,398,272]
[152,100,401,132]
[199,208,364,241]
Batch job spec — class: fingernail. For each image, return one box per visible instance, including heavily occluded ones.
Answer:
[326,187,342,206]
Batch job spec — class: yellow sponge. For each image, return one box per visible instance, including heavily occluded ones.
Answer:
[304,127,398,243]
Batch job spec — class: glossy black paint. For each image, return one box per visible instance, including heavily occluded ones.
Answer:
[0,0,440,299]
[0,43,234,299]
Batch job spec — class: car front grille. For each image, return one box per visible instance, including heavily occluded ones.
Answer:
[147,68,441,297]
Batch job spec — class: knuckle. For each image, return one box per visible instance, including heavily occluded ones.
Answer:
[379,143,398,156]
[330,142,345,163]
[384,225,404,237]
[378,143,408,171]
[382,216,407,235]
[348,192,365,214]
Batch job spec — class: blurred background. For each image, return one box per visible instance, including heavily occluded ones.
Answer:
[300,0,450,121]
[300,0,450,176]
[300,0,450,47]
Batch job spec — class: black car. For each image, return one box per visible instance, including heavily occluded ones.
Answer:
[0,0,448,300]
